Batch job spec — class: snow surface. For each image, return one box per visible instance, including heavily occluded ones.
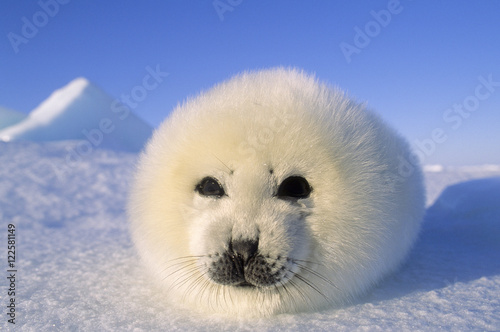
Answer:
[0,78,152,152]
[0,106,26,130]
[1,141,499,331]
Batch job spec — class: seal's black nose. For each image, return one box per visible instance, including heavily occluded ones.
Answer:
[230,239,258,265]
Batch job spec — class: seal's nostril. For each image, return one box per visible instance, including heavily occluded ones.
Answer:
[231,239,258,264]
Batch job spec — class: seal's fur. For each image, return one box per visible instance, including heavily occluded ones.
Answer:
[128,68,425,316]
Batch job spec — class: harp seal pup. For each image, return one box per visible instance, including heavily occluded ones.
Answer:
[128,68,425,317]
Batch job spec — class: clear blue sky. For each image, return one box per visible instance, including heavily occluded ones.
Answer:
[1,1,499,165]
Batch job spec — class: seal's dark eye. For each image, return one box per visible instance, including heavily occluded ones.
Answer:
[277,176,311,199]
[196,177,225,197]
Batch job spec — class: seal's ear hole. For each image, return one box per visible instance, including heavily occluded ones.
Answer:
[277,176,311,200]
[196,177,225,198]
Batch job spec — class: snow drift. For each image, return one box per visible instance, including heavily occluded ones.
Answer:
[1,141,499,331]
[0,78,152,152]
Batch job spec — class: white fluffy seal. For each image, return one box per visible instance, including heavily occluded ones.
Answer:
[128,68,425,317]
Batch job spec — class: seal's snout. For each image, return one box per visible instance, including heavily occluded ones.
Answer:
[206,235,292,288]
[230,238,258,265]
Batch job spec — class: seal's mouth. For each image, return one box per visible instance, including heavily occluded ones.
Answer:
[204,237,301,289]
[235,281,256,288]
[206,250,294,289]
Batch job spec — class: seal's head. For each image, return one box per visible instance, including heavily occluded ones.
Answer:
[128,68,425,316]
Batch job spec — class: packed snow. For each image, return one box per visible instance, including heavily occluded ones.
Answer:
[0,78,152,152]
[1,141,499,331]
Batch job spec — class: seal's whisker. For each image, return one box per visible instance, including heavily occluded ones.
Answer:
[294,261,340,290]
[159,256,199,275]
[196,274,214,304]
[212,154,233,174]
[182,270,210,304]
[292,258,328,268]
[280,279,301,311]
[167,255,205,262]
[167,265,201,291]
[213,282,223,310]
[293,273,334,306]
[162,261,198,280]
